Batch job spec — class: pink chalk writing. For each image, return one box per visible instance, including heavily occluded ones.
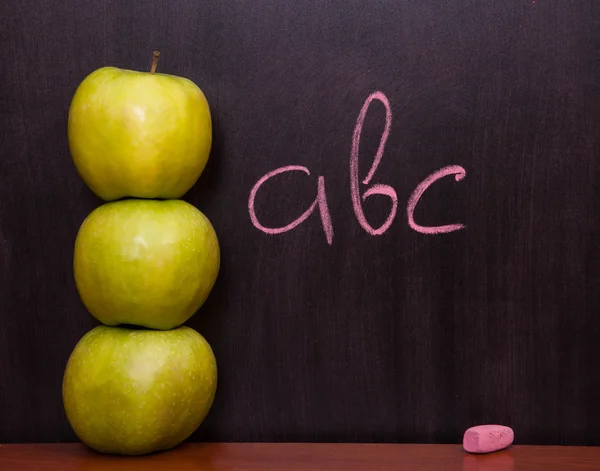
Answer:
[248,91,467,245]
[350,91,398,235]
[407,165,466,234]
[248,165,334,245]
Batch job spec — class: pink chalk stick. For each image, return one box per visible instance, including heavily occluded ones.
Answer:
[463,425,514,454]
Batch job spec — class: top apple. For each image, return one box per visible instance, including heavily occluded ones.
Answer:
[68,52,212,201]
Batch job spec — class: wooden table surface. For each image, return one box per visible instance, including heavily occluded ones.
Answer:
[1,442,600,470]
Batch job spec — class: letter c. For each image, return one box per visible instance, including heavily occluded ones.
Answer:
[407,165,467,234]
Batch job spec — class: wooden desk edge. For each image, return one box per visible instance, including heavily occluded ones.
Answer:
[2,442,600,469]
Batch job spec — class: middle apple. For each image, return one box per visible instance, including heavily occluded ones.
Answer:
[74,199,220,330]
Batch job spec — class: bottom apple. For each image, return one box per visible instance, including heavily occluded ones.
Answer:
[62,324,217,455]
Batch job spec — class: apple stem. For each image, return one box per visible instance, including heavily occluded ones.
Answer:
[150,51,160,74]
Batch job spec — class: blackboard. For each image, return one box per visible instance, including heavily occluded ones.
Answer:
[1,0,600,446]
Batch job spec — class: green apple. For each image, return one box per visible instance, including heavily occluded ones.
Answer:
[62,324,218,455]
[73,198,220,330]
[68,52,212,201]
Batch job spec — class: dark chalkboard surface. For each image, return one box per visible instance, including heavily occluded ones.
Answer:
[1,0,600,446]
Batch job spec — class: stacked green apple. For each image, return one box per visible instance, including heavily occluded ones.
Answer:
[61,52,220,456]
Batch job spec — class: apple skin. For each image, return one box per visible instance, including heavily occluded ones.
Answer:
[73,199,220,330]
[68,66,212,201]
[62,325,218,455]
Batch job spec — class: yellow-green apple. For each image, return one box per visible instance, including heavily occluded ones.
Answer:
[73,198,220,330]
[62,325,218,455]
[67,52,212,201]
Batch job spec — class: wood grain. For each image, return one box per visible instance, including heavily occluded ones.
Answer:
[2,443,600,471]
